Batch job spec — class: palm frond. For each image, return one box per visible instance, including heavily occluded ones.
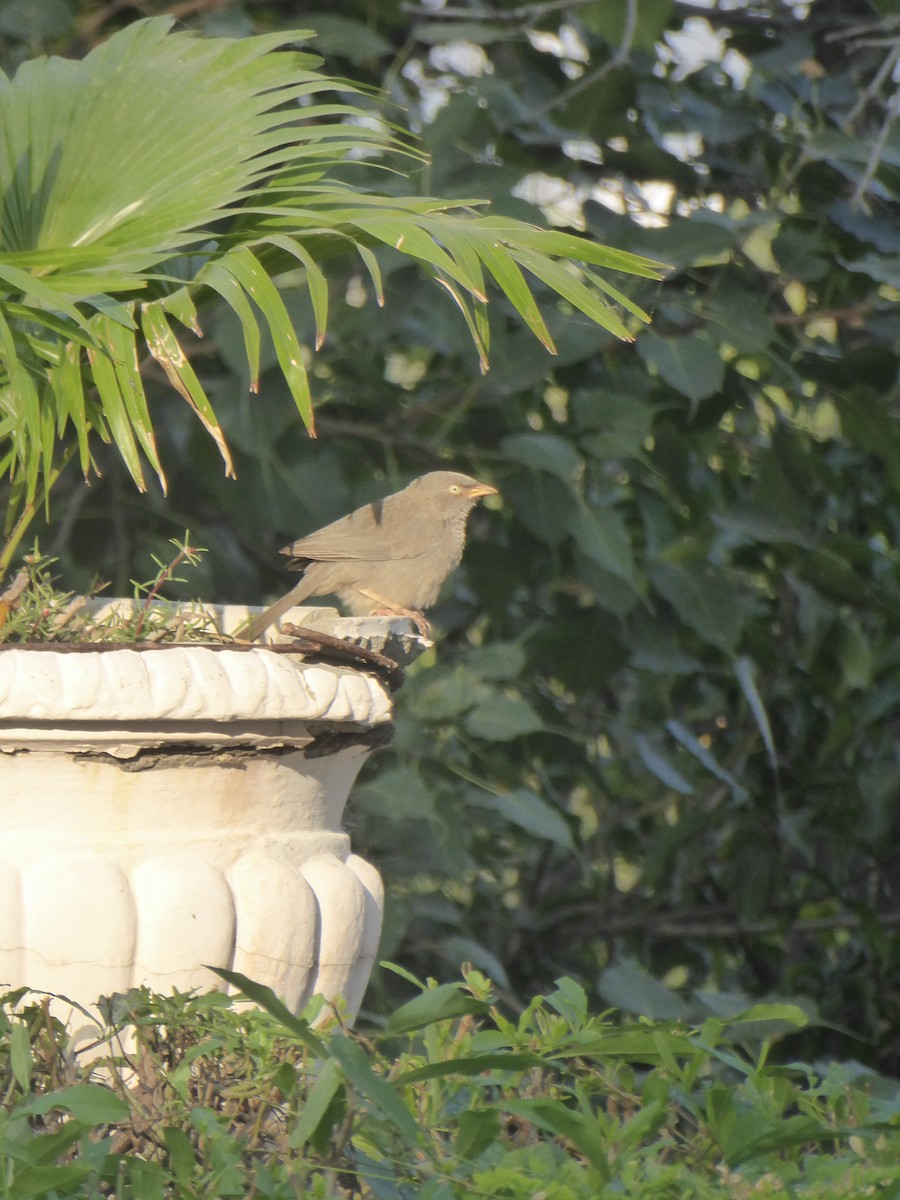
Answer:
[0,16,665,542]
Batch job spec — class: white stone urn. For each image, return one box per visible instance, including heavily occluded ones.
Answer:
[0,603,422,1027]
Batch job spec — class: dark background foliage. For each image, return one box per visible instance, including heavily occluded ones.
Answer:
[5,0,900,1071]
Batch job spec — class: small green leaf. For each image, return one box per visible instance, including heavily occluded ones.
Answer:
[454,1107,502,1162]
[634,734,694,794]
[649,559,743,653]
[575,391,656,460]
[665,719,748,798]
[463,694,543,741]
[726,1115,828,1167]
[734,656,777,771]
[51,342,91,476]
[599,961,688,1020]
[501,431,582,480]
[5,1163,94,1200]
[0,263,92,331]
[328,1036,420,1144]
[837,621,873,689]
[583,264,652,323]
[727,1002,810,1028]
[300,14,393,62]
[629,216,734,268]
[501,1098,610,1177]
[384,982,490,1036]
[355,765,433,820]
[465,641,528,681]
[545,976,589,1026]
[159,285,201,335]
[638,332,725,409]
[484,788,575,850]
[115,1159,168,1200]
[398,1053,547,1086]
[289,1059,343,1149]
[581,0,674,53]
[506,473,578,546]
[163,1127,195,1188]
[567,503,637,587]
[618,1100,668,1151]
[354,241,384,305]
[29,1083,129,1124]
[436,228,489,302]
[209,967,326,1055]
[707,285,773,353]
[9,1021,32,1090]
[413,669,483,720]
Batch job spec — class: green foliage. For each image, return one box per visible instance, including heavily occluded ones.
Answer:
[0,14,660,571]
[2,974,899,1198]
[281,0,898,1073]
[0,535,216,642]
[3,0,900,1074]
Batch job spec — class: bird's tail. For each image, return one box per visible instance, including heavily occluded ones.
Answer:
[243,579,314,642]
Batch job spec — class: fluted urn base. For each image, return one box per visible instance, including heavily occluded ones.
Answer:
[0,606,421,1026]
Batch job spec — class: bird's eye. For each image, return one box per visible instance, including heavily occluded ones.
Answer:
[449,484,461,494]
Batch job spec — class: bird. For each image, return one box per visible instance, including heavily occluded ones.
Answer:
[245,471,498,641]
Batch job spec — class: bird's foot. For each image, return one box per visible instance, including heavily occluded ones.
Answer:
[357,587,431,636]
[371,605,430,637]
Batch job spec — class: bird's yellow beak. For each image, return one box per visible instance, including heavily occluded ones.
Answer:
[467,481,499,499]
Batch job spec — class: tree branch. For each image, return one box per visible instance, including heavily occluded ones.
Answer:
[400,0,594,23]
[530,0,638,118]
[568,907,900,940]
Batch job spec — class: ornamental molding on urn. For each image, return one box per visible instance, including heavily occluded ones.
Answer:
[0,602,424,1030]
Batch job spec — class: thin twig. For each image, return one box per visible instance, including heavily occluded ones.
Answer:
[532,0,638,118]
[843,39,900,131]
[50,596,87,633]
[825,16,900,43]
[400,0,593,22]
[673,0,800,28]
[569,907,900,940]
[851,82,900,208]
[134,543,198,640]
[75,0,240,43]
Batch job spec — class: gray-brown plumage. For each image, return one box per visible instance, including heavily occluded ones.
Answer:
[246,471,498,640]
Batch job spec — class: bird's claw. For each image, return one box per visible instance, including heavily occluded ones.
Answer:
[372,605,430,636]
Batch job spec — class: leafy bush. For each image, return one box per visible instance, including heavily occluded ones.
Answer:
[1,972,899,1198]
[3,0,900,1072]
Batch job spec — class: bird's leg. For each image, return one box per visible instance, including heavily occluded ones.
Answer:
[357,587,431,636]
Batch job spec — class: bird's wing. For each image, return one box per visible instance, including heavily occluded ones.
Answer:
[280,496,435,563]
